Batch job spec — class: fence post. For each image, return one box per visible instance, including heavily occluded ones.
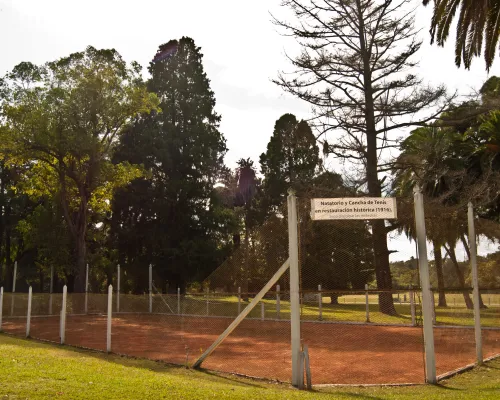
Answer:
[49,265,54,315]
[116,264,120,313]
[0,287,3,332]
[107,284,112,353]
[276,284,281,319]
[206,288,209,316]
[410,286,416,327]
[287,189,301,387]
[10,261,17,316]
[365,284,370,323]
[149,264,152,313]
[318,284,322,321]
[84,264,89,314]
[261,302,265,321]
[237,287,241,315]
[26,286,32,337]
[413,186,437,383]
[60,285,67,344]
[177,287,181,315]
[468,202,483,364]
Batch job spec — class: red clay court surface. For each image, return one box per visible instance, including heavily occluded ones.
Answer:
[2,314,500,384]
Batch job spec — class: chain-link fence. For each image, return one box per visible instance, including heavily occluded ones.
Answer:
[1,192,499,386]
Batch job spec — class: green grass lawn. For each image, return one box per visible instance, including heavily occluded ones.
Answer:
[1,334,500,399]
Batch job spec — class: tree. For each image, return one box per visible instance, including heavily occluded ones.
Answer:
[275,0,449,315]
[423,0,500,70]
[111,38,233,292]
[260,114,320,211]
[0,47,159,292]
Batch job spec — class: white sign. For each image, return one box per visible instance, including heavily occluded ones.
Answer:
[311,198,397,220]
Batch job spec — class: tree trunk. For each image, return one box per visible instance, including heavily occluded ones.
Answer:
[73,233,86,293]
[459,234,487,308]
[433,240,447,307]
[445,244,473,309]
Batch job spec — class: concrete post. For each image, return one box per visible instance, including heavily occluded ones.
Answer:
[10,261,17,316]
[60,285,67,344]
[177,287,181,315]
[276,284,281,319]
[468,202,483,364]
[413,186,437,383]
[107,284,112,353]
[84,264,89,314]
[26,286,32,337]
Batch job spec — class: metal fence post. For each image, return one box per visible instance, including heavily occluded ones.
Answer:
[117,264,120,313]
[60,285,67,344]
[413,186,437,383]
[237,287,241,315]
[410,286,416,327]
[0,287,3,332]
[468,202,483,364]
[365,284,370,323]
[149,264,152,313]
[287,189,301,387]
[49,265,54,315]
[11,261,17,316]
[84,263,89,314]
[26,286,32,337]
[107,284,112,353]
[276,284,281,319]
[318,284,322,321]
[177,287,181,315]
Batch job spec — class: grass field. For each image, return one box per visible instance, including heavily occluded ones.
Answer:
[0,334,499,399]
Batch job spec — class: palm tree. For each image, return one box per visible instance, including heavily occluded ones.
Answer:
[423,0,500,70]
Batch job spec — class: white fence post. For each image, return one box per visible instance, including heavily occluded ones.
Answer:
[287,189,301,387]
[49,265,54,315]
[0,287,3,331]
[318,284,322,321]
[177,287,181,315]
[26,286,32,337]
[276,284,281,319]
[149,264,152,313]
[206,288,209,316]
[365,284,370,323]
[413,186,437,383]
[84,264,89,314]
[107,284,112,353]
[468,202,483,364]
[60,285,67,344]
[116,264,120,313]
[237,287,241,315]
[11,261,17,316]
[410,286,416,326]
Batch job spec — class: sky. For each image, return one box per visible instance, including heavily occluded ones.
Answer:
[1,0,499,261]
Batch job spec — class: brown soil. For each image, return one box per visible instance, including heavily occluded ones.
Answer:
[2,314,499,384]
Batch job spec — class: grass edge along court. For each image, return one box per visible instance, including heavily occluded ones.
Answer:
[1,334,500,400]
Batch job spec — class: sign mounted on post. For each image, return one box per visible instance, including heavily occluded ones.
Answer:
[311,198,397,220]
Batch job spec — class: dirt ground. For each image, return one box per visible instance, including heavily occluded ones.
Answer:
[2,314,499,384]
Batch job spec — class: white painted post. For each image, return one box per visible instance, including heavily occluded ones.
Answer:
[468,202,483,364]
[237,287,241,315]
[107,284,112,353]
[49,265,54,315]
[365,284,370,323]
[26,286,32,337]
[261,302,265,321]
[84,263,89,314]
[0,287,3,331]
[60,285,67,344]
[413,186,437,383]
[206,288,209,316]
[276,284,281,319]
[177,287,181,315]
[287,189,301,387]
[318,284,322,321]
[410,287,416,327]
[116,264,120,313]
[11,261,17,316]
[149,264,152,313]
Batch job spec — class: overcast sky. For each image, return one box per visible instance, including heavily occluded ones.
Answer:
[1,0,499,261]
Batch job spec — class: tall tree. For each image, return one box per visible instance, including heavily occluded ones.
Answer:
[112,38,233,292]
[423,0,500,70]
[0,47,158,292]
[274,0,449,315]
